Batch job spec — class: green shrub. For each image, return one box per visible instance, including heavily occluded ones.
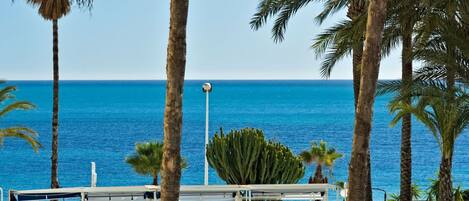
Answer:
[206,128,305,184]
[463,189,469,201]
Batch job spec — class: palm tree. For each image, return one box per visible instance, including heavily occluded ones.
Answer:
[26,0,93,189]
[386,1,422,200]
[250,1,373,199]
[347,0,388,200]
[299,141,343,183]
[160,0,188,201]
[378,2,469,199]
[126,141,187,185]
[0,83,41,152]
[389,84,469,201]
[127,142,164,185]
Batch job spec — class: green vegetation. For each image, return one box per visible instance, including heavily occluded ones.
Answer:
[387,184,422,201]
[8,0,468,199]
[126,141,187,185]
[385,83,469,201]
[299,140,342,183]
[0,82,41,152]
[425,177,469,201]
[206,128,304,184]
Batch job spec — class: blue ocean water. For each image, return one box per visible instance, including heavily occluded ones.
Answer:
[0,80,468,200]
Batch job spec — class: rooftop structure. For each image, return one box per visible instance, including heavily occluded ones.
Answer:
[9,184,339,201]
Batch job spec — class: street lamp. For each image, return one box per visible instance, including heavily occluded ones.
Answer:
[202,83,212,186]
[372,187,388,201]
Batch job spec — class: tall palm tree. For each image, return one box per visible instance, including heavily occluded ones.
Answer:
[347,0,388,200]
[389,84,469,201]
[160,0,188,201]
[26,0,93,189]
[387,1,422,200]
[126,141,187,185]
[0,83,41,152]
[378,1,469,199]
[250,1,374,199]
[299,140,343,183]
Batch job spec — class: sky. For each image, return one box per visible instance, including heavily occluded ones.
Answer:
[1,0,403,80]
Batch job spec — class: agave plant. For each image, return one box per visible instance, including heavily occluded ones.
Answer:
[299,140,343,183]
[206,128,305,184]
[126,141,187,185]
[0,82,41,152]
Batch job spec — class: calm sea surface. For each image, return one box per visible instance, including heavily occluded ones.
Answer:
[0,80,468,200]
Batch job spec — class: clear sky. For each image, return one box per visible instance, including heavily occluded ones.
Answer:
[1,0,402,80]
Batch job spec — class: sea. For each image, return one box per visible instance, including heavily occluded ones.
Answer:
[0,80,468,200]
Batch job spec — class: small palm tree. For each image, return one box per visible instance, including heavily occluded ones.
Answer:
[390,84,469,201]
[126,141,187,185]
[0,82,41,151]
[299,140,342,183]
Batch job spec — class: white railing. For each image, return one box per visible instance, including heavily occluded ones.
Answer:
[10,184,338,201]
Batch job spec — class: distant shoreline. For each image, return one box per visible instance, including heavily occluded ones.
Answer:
[4,79,399,82]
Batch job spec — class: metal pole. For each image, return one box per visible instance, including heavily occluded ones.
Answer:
[204,91,209,186]
[372,188,387,201]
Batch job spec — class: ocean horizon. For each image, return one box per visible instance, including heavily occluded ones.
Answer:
[1,80,468,200]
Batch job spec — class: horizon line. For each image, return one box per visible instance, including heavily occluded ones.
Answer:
[4,78,400,81]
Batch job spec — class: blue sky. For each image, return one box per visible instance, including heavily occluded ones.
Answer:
[1,0,402,80]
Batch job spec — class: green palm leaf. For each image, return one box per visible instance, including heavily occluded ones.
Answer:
[0,82,41,152]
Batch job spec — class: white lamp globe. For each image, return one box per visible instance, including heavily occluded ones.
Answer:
[202,83,212,92]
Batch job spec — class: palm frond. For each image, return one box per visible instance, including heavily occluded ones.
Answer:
[0,86,17,102]
[271,0,315,42]
[0,101,35,118]
[126,141,188,178]
[250,0,315,43]
[299,150,313,164]
[311,18,365,78]
[0,84,40,152]
[250,0,288,31]
[0,127,41,152]
[314,0,348,24]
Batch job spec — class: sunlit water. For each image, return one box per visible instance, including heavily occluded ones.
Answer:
[1,80,468,200]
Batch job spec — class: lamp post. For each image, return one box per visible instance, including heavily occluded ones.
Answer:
[372,187,387,201]
[202,83,212,186]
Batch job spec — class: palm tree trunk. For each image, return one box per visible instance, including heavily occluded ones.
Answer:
[347,0,388,200]
[153,175,158,186]
[364,150,372,201]
[399,28,413,201]
[160,0,188,201]
[352,42,363,109]
[348,2,372,200]
[51,19,60,189]
[312,164,324,183]
[438,154,453,201]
